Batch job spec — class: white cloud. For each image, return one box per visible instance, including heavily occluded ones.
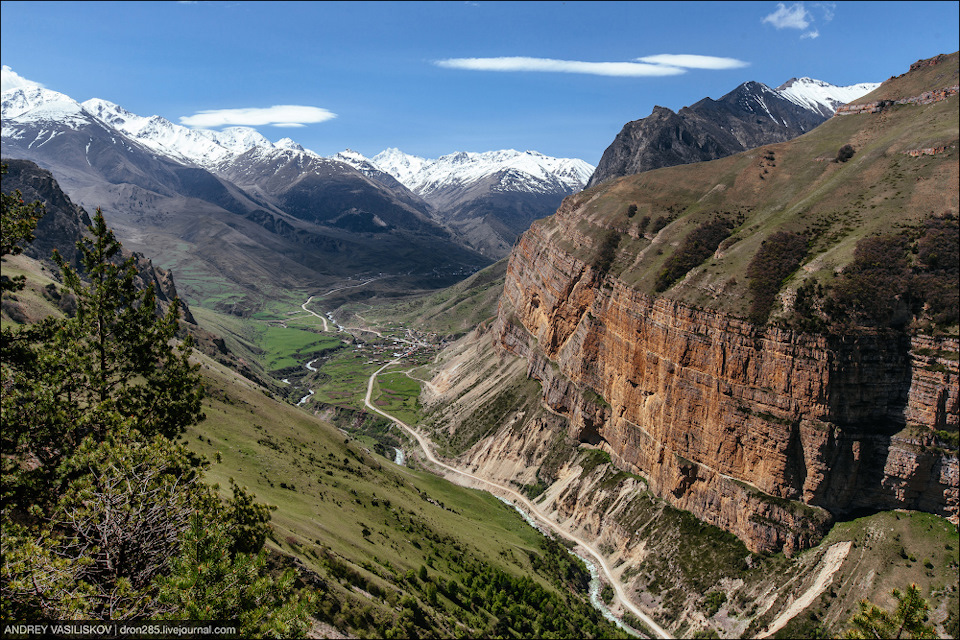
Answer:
[179,105,336,128]
[1,66,43,92]
[635,54,749,70]
[801,29,820,39]
[762,2,811,29]
[434,56,686,77]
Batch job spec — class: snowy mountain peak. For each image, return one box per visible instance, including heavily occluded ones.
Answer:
[275,137,306,152]
[364,147,594,198]
[3,68,325,171]
[208,127,273,154]
[2,84,84,121]
[775,77,881,117]
[331,148,368,164]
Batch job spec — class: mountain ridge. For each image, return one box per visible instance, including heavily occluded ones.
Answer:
[346,147,595,258]
[1,68,591,264]
[586,76,880,187]
[1,71,499,312]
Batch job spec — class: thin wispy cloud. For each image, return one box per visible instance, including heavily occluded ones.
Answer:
[813,2,836,22]
[636,54,749,70]
[801,29,820,40]
[434,54,748,78]
[179,105,337,128]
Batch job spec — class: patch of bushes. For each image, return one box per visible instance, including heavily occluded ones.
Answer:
[913,216,959,326]
[745,231,807,324]
[654,218,733,292]
[638,215,651,234]
[704,590,727,616]
[650,216,670,233]
[791,215,958,332]
[835,144,856,163]
[827,233,913,328]
[593,229,621,276]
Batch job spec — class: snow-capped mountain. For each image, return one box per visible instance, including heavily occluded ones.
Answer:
[2,66,327,175]
[776,77,881,118]
[2,66,491,295]
[80,97,316,170]
[367,148,594,200]
[588,75,880,187]
[1,83,99,134]
[332,148,594,258]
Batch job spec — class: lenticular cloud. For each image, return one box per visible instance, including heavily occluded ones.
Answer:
[435,57,686,77]
[434,54,749,77]
[635,54,749,70]
[180,105,336,128]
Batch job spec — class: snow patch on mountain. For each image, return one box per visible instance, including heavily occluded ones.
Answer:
[359,148,595,197]
[331,149,384,175]
[79,98,292,168]
[2,84,91,129]
[2,68,325,172]
[776,77,881,117]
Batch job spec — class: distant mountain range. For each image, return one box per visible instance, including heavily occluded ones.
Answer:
[1,75,490,311]
[336,148,594,257]
[1,68,881,308]
[586,76,880,187]
[1,70,592,278]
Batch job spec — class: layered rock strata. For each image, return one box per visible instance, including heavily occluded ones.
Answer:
[494,218,959,554]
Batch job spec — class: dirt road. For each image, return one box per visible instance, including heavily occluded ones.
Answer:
[364,360,673,640]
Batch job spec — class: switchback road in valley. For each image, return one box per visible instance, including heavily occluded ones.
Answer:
[363,359,673,640]
[301,296,330,332]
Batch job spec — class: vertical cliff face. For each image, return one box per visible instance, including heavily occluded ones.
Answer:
[494,219,958,554]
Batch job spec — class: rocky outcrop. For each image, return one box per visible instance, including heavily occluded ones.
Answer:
[2,158,195,323]
[834,86,959,115]
[909,53,952,72]
[903,145,953,157]
[493,219,959,554]
[586,82,827,188]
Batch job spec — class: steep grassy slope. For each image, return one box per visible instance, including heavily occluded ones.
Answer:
[1,250,625,638]
[336,259,508,340]
[552,53,958,326]
[187,353,628,638]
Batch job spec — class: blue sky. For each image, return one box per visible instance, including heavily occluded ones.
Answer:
[2,1,958,165]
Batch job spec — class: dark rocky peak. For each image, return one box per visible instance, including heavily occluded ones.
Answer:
[588,79,828,188]
[2,158,91,269]
[1,158,194,323]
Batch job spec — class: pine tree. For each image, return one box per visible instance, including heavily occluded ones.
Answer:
[844,583,936,639]
[158,503,314,638]
[0,164,45,293]
[3,208,204,512]
[1,203,312,633]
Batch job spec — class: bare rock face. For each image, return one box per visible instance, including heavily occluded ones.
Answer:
[586,82,826,188]
[494,218,959,554]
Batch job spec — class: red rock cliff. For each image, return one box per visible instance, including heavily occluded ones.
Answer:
[495,217,959,554]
